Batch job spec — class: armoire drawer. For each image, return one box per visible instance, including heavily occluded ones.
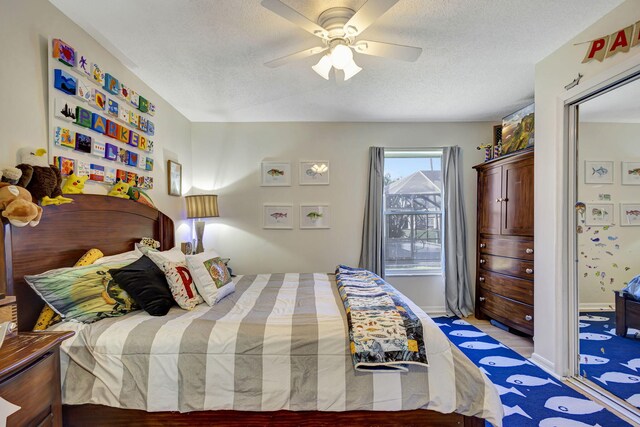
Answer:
[478,254,534,280]
[477,270,533,305]
[478,290,534,335]
[479,238,534,261]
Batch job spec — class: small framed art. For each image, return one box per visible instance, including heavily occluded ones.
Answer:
[299,161,330,185]
[621,162,640,185]
[585,203,614,226]
[585,161,613,184]
[300,204,330,229]
[263,204,293,229]
[168,160,182,196]
[620,203,640,226]
[261,162,291,186]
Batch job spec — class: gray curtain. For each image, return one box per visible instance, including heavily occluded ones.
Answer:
[359,147,385,277]
[442,146,473,317]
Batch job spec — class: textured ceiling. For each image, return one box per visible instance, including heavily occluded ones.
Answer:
[49,0,623,122]
[580,77,640,123]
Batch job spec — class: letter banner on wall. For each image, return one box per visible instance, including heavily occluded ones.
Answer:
[582,20,640,63]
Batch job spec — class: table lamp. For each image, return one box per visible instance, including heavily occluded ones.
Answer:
[185,194,219,254]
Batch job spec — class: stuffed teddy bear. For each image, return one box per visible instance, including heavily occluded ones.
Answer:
[16,148,72,206]
[0,183,42,227]
[107,179,130,199]
[62,171,88,195]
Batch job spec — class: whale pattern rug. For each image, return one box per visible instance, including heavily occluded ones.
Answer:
[579,311,640,409]
[434,316,632,427]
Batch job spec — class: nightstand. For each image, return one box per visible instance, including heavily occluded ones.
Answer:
[0,332,74,427]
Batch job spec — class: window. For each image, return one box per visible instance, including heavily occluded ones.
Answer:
[384,149,443,276]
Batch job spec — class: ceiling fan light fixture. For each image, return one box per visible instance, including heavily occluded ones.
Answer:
[343,59,362,81]
[329,43,353,70]
[312,54,332,80]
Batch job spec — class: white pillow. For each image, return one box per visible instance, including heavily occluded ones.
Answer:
[186,251,235,305]
[93,248,142,265]
[160,260,203,310]
[140,246,186,268]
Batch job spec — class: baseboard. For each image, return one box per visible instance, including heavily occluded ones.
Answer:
[530,352,557,376]
[579,303,614,311]
[420,306,447,317]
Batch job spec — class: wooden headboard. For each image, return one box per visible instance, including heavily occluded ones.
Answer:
[0,194,175,331]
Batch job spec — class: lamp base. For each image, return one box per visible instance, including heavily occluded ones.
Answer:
[194,220,205,254]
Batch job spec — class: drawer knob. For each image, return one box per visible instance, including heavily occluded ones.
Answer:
[496,198,502,203]
[525,268,533,274]
[479,297,486,302]
[479,277,485,282]
[525,315,533,321]
[479,259,486,264]
[525,248,534,254]
[479,243,486,248]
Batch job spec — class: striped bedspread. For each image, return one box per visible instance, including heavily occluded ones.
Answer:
[52,273,503,426]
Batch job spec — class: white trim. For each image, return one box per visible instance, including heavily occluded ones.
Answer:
[530,352,556,375]
[420,306,446,317]
[578,303,614,311]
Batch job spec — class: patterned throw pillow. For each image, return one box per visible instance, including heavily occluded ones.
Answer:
[33,248,104,331]
[26,262,139,323]
[160,261,203,310]
[186,252,235,306]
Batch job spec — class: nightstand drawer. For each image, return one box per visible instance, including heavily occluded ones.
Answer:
[1,351,58,427]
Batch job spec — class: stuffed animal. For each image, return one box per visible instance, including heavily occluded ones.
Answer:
[62,171,88,194]
[127,185,155,208]
[0,183,42,227]
[1,167,22,185]
[16,148,72,206]
[107,179,130,199]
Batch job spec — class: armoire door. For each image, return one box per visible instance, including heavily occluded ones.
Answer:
[478,166,502,235]
[502,158,534,236]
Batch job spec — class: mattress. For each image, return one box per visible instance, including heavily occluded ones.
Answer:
[51,273,503,425]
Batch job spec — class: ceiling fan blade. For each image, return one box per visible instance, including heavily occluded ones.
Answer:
[343,0,399,37]
[265,46,328,68]
[353,40,422,62]
[261,0,329,39]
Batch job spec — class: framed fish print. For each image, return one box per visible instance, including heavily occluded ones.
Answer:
[168,160,182,196]
[621,162,640,185]
[299,161,330,185]
[300,204,330,229]
[585,203,614,226]
[585,160,613,184]
[620,203,640,226]
[263,204,293,229]
[261,161,291,186]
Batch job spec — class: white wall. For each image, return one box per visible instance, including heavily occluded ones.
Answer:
[577,122,640,308]
[0,0,192,242]
[191,122,492,312]
[534,0,640,373]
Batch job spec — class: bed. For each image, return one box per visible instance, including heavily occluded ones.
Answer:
[614,290,640,337]
[0,195,502,426]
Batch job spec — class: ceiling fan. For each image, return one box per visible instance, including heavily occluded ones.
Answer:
[261,0,422,81]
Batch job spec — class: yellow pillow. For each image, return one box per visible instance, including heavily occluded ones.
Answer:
[32,248,104,331]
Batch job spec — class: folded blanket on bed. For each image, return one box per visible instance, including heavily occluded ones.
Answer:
[335,265,429,372]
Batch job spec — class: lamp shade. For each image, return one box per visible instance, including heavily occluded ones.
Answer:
[186,194,219,219]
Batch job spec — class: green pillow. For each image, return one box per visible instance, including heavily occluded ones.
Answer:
[25,262,139,323]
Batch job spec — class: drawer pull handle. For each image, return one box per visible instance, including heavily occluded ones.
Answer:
[525,268,533,274]
[479,259,486,264]
[479,297,486,302]
[525,248,534,254]
[525,315,532,321]
[479,243,486,248]
[479,277,485,282]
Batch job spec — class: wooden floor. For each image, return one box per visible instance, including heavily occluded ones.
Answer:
[466,316,534,358]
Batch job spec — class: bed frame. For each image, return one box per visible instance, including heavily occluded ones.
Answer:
[615,290,640,337]
[1,195,484,427]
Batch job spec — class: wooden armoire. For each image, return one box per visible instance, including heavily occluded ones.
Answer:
[473,149,534,335]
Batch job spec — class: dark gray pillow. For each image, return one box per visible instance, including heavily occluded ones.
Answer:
[109,255,174,316]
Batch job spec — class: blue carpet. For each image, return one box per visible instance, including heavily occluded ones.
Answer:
[433,316,632,427]
[579,311,640,409]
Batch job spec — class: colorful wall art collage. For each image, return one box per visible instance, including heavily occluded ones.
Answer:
[49,38,155,190]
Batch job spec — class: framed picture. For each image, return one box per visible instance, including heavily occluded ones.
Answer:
[620,203,640,226]
[300,204,330,229]
[585,203,614,226]
[261,162,291,186]
[263,204,293,229]
[621,162,640,185]
[585,160,614,184]
[168,160,182,196]
[501,103,534,155]
[299,161,330,185]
